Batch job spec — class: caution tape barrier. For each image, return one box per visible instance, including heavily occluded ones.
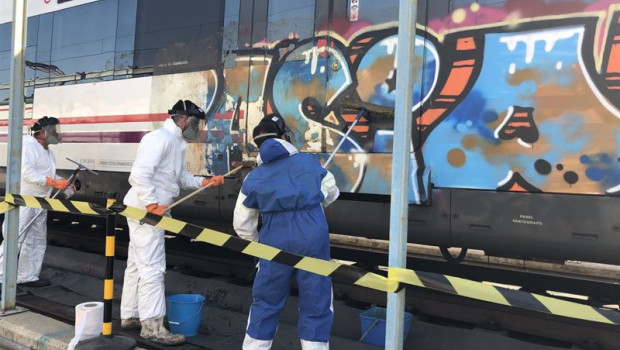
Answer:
[1,194,619,326]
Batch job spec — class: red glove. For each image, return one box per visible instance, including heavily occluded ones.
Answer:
[202,175,224,187]
[146,203,168,215]
[46,177,70,190]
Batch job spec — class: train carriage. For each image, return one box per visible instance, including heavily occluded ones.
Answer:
[1,0,619,264]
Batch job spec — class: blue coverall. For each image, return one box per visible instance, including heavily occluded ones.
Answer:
[233,138,339,349]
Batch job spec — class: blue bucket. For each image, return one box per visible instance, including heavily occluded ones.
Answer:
[166,294,205,337]
[359,306,413,347]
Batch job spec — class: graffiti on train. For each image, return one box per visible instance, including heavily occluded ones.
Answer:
[199,4,620,200]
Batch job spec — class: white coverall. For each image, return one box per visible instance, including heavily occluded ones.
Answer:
[121,118,204,321]
[0,135,58,283]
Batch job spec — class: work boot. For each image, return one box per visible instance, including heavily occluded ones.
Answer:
[140,318,185,346]
[121,318,141,330]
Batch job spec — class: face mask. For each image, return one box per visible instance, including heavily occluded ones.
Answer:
[43,126,61,144]
[182,116,202,141]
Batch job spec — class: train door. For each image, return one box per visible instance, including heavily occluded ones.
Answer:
[218,0,273,221]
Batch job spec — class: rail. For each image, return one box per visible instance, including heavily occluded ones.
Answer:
[329,234,620,285]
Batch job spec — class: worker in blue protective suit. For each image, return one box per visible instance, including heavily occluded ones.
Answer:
[120,99,225,346]
[233,113,339,350]
[0,116,72,288]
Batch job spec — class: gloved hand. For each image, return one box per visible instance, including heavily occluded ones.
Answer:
[202,175,224,187]
[146,203,168,215]
[46,177,71,190]
[63,184,76,199]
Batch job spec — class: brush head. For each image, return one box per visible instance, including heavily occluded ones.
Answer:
[340,98,394,121]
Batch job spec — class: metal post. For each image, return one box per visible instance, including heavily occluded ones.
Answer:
[103,193,117,336]
[2,0,28,313]
[386,0,417,349]
[75,193,136,350]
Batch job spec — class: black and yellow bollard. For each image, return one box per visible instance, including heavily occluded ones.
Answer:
[76,193,136,350]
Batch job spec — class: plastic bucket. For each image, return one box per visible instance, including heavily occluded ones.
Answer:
[166,294,205,337]
[359,306,413,347]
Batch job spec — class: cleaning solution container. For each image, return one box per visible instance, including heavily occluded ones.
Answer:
[359,306,413,347]
[166,294,205,337]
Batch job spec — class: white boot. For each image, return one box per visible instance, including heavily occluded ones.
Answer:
[242,333,273,349]
[120,318,141,330]
[300,339,329,350]
[140,318,185,345]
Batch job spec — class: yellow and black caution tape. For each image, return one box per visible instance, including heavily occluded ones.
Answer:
[0,201,15,214]
[2,194,619,326]
[4,194,107,216]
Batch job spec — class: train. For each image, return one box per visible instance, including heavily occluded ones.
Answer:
[1,0,619,265]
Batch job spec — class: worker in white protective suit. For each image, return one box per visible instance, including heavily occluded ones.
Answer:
[120,99,225,346]
[0,116,73,287]
[234,114,339,350]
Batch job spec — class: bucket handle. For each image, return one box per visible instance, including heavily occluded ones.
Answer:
[168,301,204,326]
[359,319,379,342]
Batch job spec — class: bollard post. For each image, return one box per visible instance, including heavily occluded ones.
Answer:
[75,193,136,349]
[103,192,117,336]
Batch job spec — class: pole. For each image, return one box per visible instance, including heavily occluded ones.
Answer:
[18,166,81,241]
[323,109,365,169]
[103,193,117,336]
[2,0,28,313]
[75,193,136,349]
[166,165,244,211]
[386,0,417,349]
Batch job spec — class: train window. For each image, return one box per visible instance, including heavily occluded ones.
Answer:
[238,0,269,49]
[314,0,350,35]
[49,0,119,82]
[134,0,225,75]
[0,22,10,88]
[222,0,240,67]
[267,0,315,43]
[0,16,42,93]
[238,0,254,48]
[449,0,507,9]
[252,0,268,46]
[351,0,399,25]
[33,14,54,84]
[114,0,137,73]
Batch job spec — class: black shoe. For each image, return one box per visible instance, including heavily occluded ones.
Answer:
[19,279,50,288]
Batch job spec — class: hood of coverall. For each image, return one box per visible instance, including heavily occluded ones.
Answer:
[258,138,298,165]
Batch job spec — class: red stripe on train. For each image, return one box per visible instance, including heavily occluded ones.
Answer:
[0,111,244,126]
[0,107,33,112]
[0,131,148,143]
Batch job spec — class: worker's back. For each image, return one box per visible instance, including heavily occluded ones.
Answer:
[241,138,329,258]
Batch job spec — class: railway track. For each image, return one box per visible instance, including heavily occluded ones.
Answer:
[41,219,620,350]
[330,234,620,307]
[330,234,620,285]
[47,216,620,304]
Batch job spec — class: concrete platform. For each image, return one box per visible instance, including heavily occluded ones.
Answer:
[0,302,145,350]
[0,309,73,350]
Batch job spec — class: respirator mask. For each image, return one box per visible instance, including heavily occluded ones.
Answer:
[43,124,61,144]
[182,116,204,141]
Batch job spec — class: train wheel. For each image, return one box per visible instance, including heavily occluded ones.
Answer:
[439,247,468,264]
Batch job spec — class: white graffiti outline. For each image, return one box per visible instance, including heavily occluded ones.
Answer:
[497,170,514,187]
[297,103,366,192]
